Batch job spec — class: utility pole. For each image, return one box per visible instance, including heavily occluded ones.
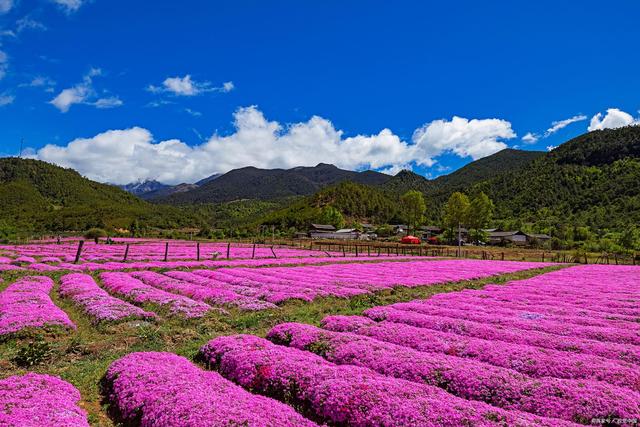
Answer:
[458,222,462,257]
[19,138,24,158]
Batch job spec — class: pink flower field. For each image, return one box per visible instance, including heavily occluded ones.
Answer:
[1,249,638,426]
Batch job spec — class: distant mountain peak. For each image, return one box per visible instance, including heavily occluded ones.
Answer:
[119,180,169,196]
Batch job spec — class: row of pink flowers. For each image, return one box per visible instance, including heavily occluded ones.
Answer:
[199,334,576,427]
[104,351,317,426]
[0,276,75,337]
[59,273,157,322]
[387,301,640,346]
[364,305,640,365]
[0,373,89,426]
[99,272,217,318]
[267,322,640,423]
[321,315,640,391]
[130,271,276,311]
[160,260,550,307]
[2,254,421,273]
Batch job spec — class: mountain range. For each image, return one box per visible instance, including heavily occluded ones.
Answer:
[121,149,544,205]
[1,126,639,236]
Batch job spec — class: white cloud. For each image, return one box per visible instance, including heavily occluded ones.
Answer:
[521,132,539,144]
[50,84,91,112]
[20,76,56,91]
[34,107,517,185]
[49,68,122,112]
[0,50,8,79]
[52,0,85,12]
[92,97,123,109]
[379,164,411,175]
[544,114,587,137]
[587,108,640,131]
[0,0,13,14]
[546,145,557,152]
[0,92,14,106]
[16,17,47,33]
[147,75,234,96]
[146,99,174,108]
[411,116,515,163]
[184,108,202,117]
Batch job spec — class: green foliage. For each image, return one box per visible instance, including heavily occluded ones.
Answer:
[317,206,345,229]
[13,339,54,367]
[400,190,426,233]
[375,224,394,237]
[467,192,494,242]
[0,158,205,233]
[443,192,470,230]
[618,227,639,250]
[84,228,107,241]
[258,181,400,231]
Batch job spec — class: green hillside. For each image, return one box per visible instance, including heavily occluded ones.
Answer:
[256,127,640,237]
[0,158,199,234]
[157,163,391,204]
[475,127,640,231]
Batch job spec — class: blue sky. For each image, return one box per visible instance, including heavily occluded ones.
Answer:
[1,0,639,184]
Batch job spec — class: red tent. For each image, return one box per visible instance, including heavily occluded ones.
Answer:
[400,235,421,244]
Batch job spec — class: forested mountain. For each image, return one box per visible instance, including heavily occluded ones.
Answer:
[255,128,640,234]
[474,127,640,231]
[431,149,544,192]
[157,163,391,204]
[0,158,200,233]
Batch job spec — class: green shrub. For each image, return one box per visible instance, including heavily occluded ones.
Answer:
[13,340,54,367]
[84,227,107,243]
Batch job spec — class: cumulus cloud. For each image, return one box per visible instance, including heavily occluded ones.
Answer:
[49,68,122,112]
[35,107,516,185]
[411,116,515,163]
[0,0,12,14]
[587,108,640,131]
[147,75,234,96]
[546,145,557,152]
[52,0,85,12]
[544,114,587,137]
[0,92,14,106]
[521,132,539,144]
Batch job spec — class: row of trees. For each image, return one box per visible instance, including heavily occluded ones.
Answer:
[443,191,494,243]
[397,189,495,243]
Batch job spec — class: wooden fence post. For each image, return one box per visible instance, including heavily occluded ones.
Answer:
[252,243,256,259]
[164,242,169,262]
[74,240,85,264]
[197,242,200,261]
[355,245,359,257]
[123,244,130,262]
[270,246,277,258]
[227,242,231,259]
